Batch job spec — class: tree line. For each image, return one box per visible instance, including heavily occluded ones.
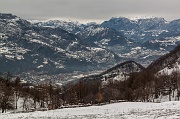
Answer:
[1,65,180,113]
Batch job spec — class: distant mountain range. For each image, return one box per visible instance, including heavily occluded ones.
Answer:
[0,13,119,75]
[36,16,180,66]
[1,13,180,81]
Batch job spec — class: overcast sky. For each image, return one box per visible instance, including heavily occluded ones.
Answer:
[0,0,180,23]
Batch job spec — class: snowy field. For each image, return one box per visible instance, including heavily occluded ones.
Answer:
[1,101,180,119]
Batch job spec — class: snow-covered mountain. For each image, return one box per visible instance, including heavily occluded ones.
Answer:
[36,17,180,67]
[100,61,145,81]
[74,61,145,84]
[75,24,138,58]
[101,17,180,66]
[101,17,167,43]
[1,13,180,82]
[0,13,121,74]
[34,20,85,34]
[147,44,180,73]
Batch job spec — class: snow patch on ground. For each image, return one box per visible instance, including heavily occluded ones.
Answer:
[1,101,180,119]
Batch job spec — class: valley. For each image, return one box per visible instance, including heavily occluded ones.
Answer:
[1,13,180,118]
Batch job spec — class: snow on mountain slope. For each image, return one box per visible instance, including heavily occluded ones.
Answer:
[100,61,145,81]
[0,13,121,75]
[158,61,180,76]
[121,36,180,66]
[147,44,180,73]
[2,13,180,83]
[34,20,84,34]
[1,101,180,119]
[36,16,180,68]
[101,17,167,43]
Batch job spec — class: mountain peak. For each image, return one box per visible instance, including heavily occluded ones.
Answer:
[0,13,17,19]
[129,15,156,20]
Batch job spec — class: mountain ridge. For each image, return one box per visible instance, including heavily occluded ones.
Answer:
[0,13,121,75]
[1,13,180,83]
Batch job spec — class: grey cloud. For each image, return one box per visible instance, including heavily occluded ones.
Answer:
[0,0,180,22]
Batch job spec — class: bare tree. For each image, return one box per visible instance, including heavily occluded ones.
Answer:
[0,83,14,113]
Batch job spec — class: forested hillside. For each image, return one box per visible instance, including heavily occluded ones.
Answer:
[1,45,180,113]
